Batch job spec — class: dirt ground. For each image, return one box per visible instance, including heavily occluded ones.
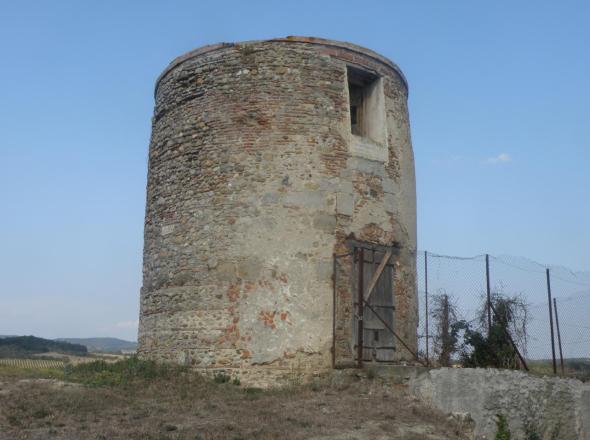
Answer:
[0,369,472,440]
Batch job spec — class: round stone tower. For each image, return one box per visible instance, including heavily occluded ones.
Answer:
[138,37,417,379]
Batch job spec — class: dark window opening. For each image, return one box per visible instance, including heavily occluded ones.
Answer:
[350,105,358,126]
[347,66,380,140]
[348,83,363,135]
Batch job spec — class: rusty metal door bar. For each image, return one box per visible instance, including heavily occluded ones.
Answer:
[363,249,393,303]
[362,297,427,367]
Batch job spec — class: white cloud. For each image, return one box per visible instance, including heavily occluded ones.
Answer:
[485,153,511,165]
[113,320,139,329]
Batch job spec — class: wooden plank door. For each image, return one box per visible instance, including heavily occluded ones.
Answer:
[354,247,396,363]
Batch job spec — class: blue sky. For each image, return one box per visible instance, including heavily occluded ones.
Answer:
[1,1,588,340]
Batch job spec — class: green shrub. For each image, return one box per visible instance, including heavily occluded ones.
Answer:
[523,417,541,440]
[64,357,186,386]
[550,422,562,440]
[213,372,231,384]
[242,387,263,400]
[495,414,511,440]
[462,323,518,369]
[366,367,377,380]
[524,420,541,440]
[31,408,51,419]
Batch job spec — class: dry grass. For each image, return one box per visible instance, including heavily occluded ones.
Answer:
[0,360,471,440]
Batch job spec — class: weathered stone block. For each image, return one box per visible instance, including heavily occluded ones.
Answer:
[336,192,354,216]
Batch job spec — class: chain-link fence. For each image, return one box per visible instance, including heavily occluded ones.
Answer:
[417,251,590,378]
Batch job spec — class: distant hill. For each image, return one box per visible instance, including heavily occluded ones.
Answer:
[56,338,137,354]
[0,336,88,358]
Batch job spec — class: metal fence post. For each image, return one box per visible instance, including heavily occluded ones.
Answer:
[357,248,364,368]
[424,250,429,366]
[546,268,557,375]
[553,297,565,375]
[485,254,492,336]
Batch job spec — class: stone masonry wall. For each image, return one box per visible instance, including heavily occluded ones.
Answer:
[138,37,417,375]
[411,368,590,440]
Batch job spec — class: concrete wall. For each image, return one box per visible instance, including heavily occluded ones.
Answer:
[411,368,590,440]
[138,37,417,376]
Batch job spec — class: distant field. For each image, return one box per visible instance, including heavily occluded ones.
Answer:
[0,353,129,372]
[0,358,64,369]
[528,358,590,381]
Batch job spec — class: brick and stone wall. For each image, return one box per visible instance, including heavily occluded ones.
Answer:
[138,37,417,376]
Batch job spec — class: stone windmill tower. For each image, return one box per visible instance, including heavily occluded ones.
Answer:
[138,37,417,380]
